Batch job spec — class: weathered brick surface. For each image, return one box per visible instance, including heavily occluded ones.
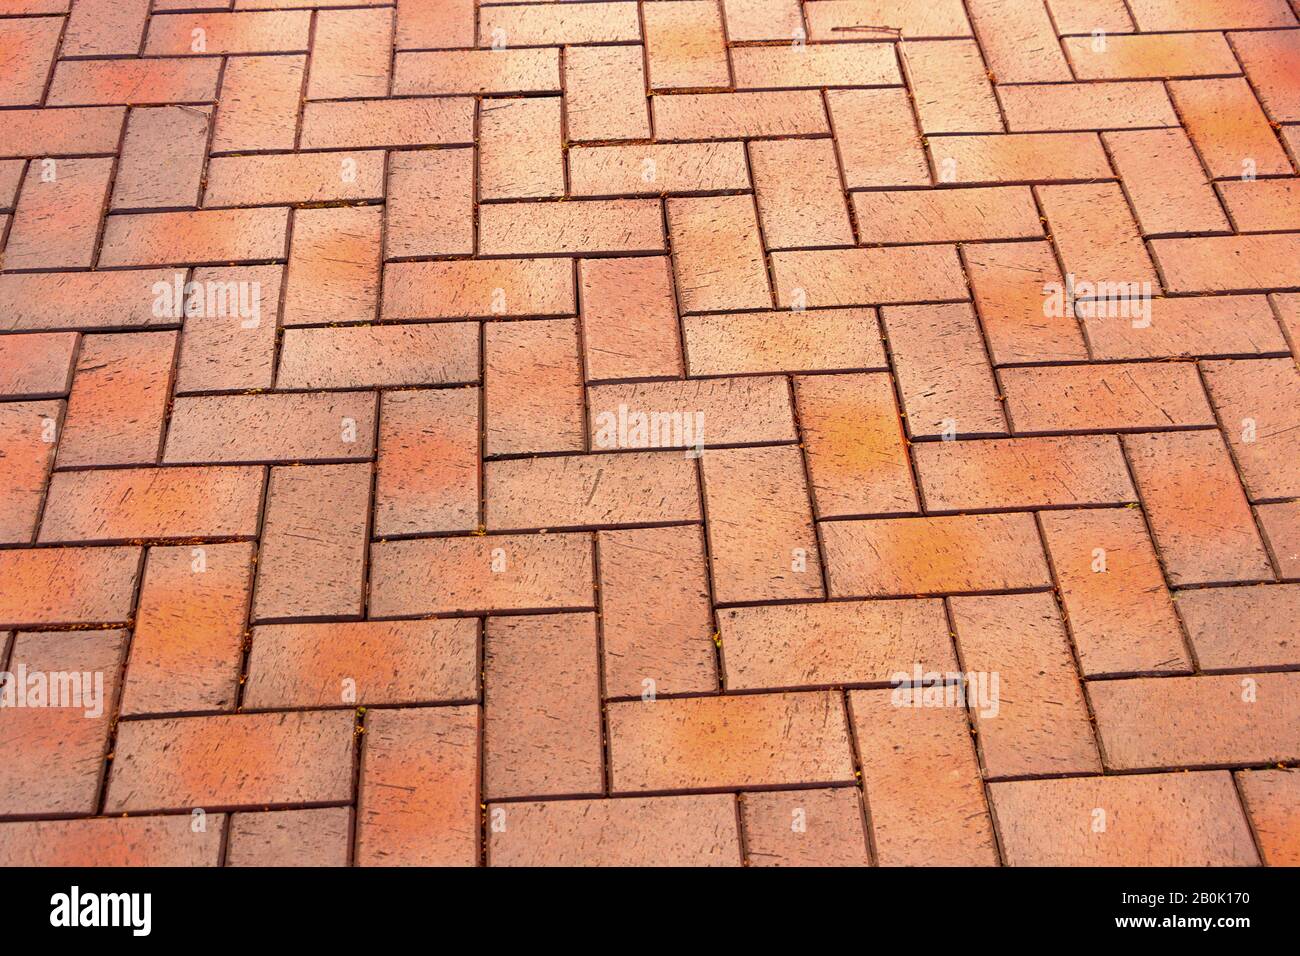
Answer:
[1,0,1296,868]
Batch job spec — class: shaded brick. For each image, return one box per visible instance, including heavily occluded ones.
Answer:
[4,158,113,270]
[742,788,869,867]
[61,0,150,57]
[164,392,377,464]
[684,308,885,376]
[485,318,584,456]
[1103,129,1230,235]
[1236,769,1300,866]
[0,816,223,867]
[579,257,683,381]
[375,387,478,537]
[1219,178,1300,233]
[485,613,602,800]
[212,55,305,153]
[48,58,221,105]
[928,132,1111,184]
[1168,78,1292,178]
[667,194,771,313]
[1257,499,1300,577]
[480,2,639,45]
[382,258,574,320]
[0,106,124,158]
[732,42,900,89]
[227,808,350,867]
[174,264,280,394]
[1082,295,1285,360]
[396,0,473,49]
[1126,0,1296,30]
[1037,182,1158,288]
[1065,31,1237,80]
[967,0,1070,82]
[145,10,311,55]
[804,0,972,39]
[283,205,382,326]
[1151,235,1300,293]
[0,546,140,629]
[724,0,802,41]
[1176,584,1300,671]
[1231,29,1300,123]
[278,323,477,390]
[1001,363,1214,432]
[99,208,289,268]
[0,400,59,543]
[1202,358,1300,499]
[0,332,75,398]
[113,106,210,210]
[1002,82,1177,132]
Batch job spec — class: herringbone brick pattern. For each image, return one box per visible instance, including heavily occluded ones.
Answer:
[0,0,1298,867]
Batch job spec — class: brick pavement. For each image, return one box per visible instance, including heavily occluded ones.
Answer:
[0,0,1298,867]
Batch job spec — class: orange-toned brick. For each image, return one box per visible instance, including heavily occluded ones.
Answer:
[307,7,392,100]
[4,158,113,270]
[1127,0,1296,30]
[99,207,289,267]
[827,88,928,188]
[1002,363,1214,432]
[479,2,639,45]
[145,10,310,55]
[794,372,917,517]
[901,39,1001,133]
[1202,358,1300,499]
[164,392,377,464]
[732,42,900,89]
[653,90,828,140]
[1037,182,1158,287]
[720,598,956,690]
[0,400,59,543]
[396,0,473,49]
[480,199,664,256]
[1002,82,1177,131]
[742,788,869,867]
[568,141,750,197]
[368,533,594,616]
[479,97,563,201]
[850,688,998,866]
[598,525,716,697]
[490,794,740,866]
[61,0,150,57]
[0,106,124,158]
[485,613,602,799]
[1177,584,1300,671]
[1039,508,1190,677]
[724,0,802,41]
[967,0,1070,82]
[643,0,729,91]
[1231,29,1300,123]
[1219,178,1300,232]
[283,205,381,325]
[485,318,584,456]
[382,258,574,320]
[1257,499,1300,577]
[1124,430,1273,586]
[253,463,370,622]
[211,55,305,153]
[771,245,966,308]
[563,45,650,142]
[963,241,1086,364]
[174,264,280,394]
[1064,31,1237,79]
[300,97,474,149]
[1151,234,1300,292]
[0,546,140,629]
[804,0,972,39]
[927,132,1111,184]
[1104,129,1230,235]
[0,332,75,398]
[357,706,478,866]
[278,323,477,389]
[683,308,885,376]
[915,435,1135,511]
[1085,296,1287,362]
[990,773,1259,866]
[1047,0,1134,32]
[750,139,854,249]
[579,257,683,381]
[1236,769,1300,866]
[386,149,473,258]
[667,194,771,313]
[375,387,479,536]
[227,809,350,868]
[821,513,1050,597]
[0,816,223,867]
[48,57,220,105]
[881,303,1007,437]
[113,106,210,210]
[1168,78,1292,178]
[1091,672,1300,770]
[609,692,854,791]
[204,151,385,207]
[393,48,559,95]
[589,376,796,448]
[120,541,253,716]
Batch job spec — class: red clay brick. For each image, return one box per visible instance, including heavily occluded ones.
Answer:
[486,452,700,531]
[1037,182,1158,288]
[1168,78,1292,179]
[1151,235,1300,293]
[0,332,75,398]
[227,808,350,867]
[99,208,289,268]
[490,794,741,866]
[794,372,916,517]
[397,0,473,49]
[480,199,664,256]
[850,688,998,866]
[568,142,750,197]
[120,541,253,716]
[732,42,899,89]
[1001,363,1214,433]
[1257,499,1300,577]
[579,257,683,381]
[0,816,223,867]
[1002,82,1178,132]
[204,151,384,207]
[382,258,574,320]
[1176,584,1300,671]
[61,0,150,57]
[1127,0,1296,30]
[479,97,563,201]
[900,40,1000,134]
[386,148,473,257]
[927,132,1111,184]
[0,546,140,628]
[283,205,381,326]
[58,331,175,467]
[485,613,602,799]
[174,264,280,394]
[1039,508,1190,677]
[39,465,264,543]
[308,7,392,100]
[48,58,221,105]
[1124,430,1273,585]
[1236,769,1300,866]
[609,691,854,791]
[145,10,310,55]
[990,772,1259,866]
[724,0,802,41]
[278,323,477,389]
[1202,358,1300,500]
[700,446,823,603]
[1231,29,1300,123]
[210,54,303,153]
[915,435,1135,511]
[375,387,479,536]
[164,392,377,464]
[881,303,1007,437]
[720,598,955,690]
[1091,672,1300,770]
[1104,129,1230,235]
[589,376,796,448]
[300,97,474,149]
[643,0,729,91]
[1065,32,1237,80]
[563,45,650,143]
[253,463,370,622]
[356,706,479,866]
[480,2,639,45]
[771,245,967,308]
[1219,178,1300,232]
[393,48,559,95]
[1082,295,1285,360]
[683,308,885,376]
[1046,2,1134,35]
[821,513,1050,597]
[0,20,65,105]
[967,0,1070,82]
[0,106,124,158]
[855,186,1040,244]
[827,88,928,188]
[246,619,477,709]
[113,106,210,210]
[950,593,1100,777]
[804,0,972,40]
[742,788,869,867]
[667,194,771,312]
[652,90,828,140]
[0,629,124,815]
[368,533,594,616]
[0,400,59,543]
[750,139,854,249]
[107,710,355,812]
[485,318,584,456]
[597,525,716,698]
[4,158,113,270]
